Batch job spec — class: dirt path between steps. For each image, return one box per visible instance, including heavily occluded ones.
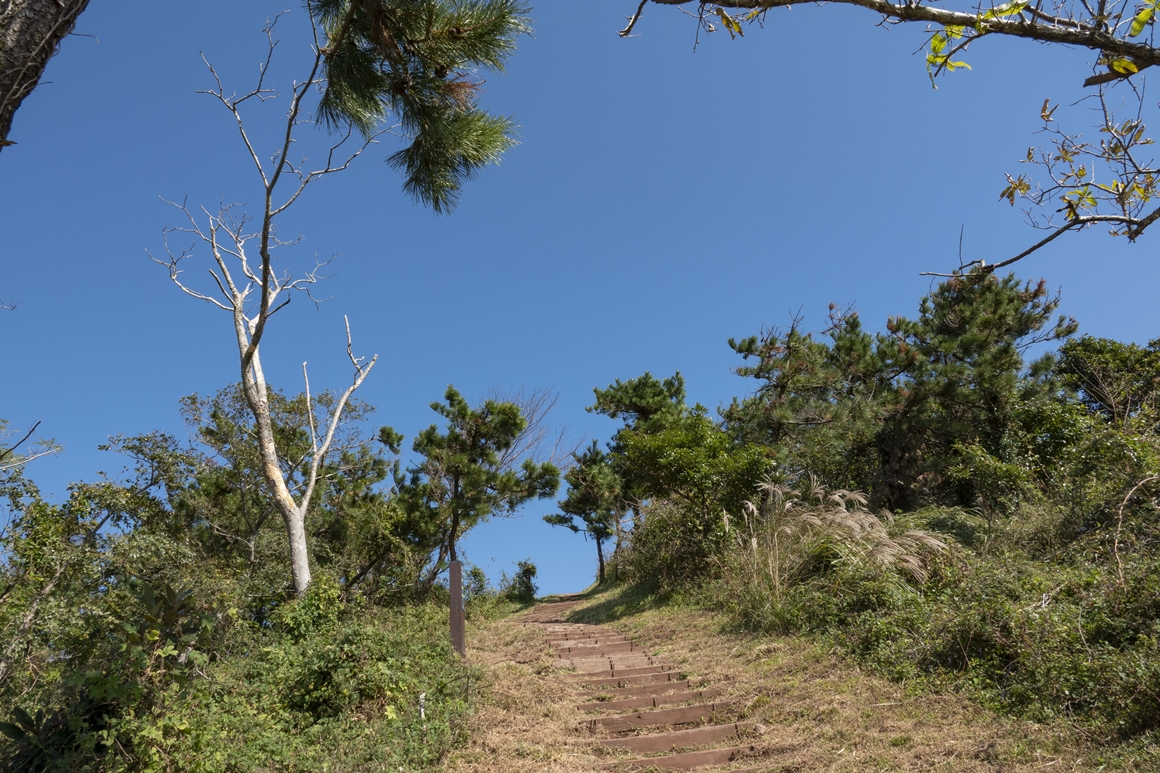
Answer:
[440,593,1093,773]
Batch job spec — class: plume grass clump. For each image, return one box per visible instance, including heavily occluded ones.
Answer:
[718,475,947,632]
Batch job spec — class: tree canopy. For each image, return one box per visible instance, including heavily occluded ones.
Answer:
[395,386,560,576]
[544,440,623,582]
[311,0,530,211]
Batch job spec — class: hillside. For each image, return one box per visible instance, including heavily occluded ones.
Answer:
[444,586,1140,772]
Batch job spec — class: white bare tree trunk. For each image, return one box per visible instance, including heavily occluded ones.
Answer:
[240,341,315,593]
[151,15,382,595]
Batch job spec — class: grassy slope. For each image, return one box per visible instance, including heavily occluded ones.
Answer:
[446,584,1131,772]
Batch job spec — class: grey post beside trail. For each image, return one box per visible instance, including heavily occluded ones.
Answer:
[449,560,465,656]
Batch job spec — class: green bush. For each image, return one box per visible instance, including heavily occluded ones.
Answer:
[168,602,473,772]
[713,503,1160,739]
[499,559,537,603]
[622,499,723,591]
[270,573,344,641]
[0,597,473,773]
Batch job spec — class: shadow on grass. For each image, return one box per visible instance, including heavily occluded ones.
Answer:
[563,582,672,625]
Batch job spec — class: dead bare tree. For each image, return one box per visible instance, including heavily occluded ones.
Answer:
[0,0,91,149]
[488,386,584,472]
[149,15,386,596]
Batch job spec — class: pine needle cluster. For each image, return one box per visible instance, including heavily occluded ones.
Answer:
[311,0,530,212]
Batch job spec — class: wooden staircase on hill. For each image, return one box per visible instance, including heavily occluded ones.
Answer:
[519,599,776,772]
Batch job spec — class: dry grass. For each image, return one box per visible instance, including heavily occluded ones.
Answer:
[440,587,1105,772]
[440,612,607,772]
[727,477,948,596]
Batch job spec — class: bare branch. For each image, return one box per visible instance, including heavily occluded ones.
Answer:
[632,0,1160,73]
[299,316,378,514]
[302,361,319,456]
[271,126,387,217]
[0,420,41,464]
[620,0,651,36]
[147,228,234,310]
[198,54,271,187]
[489,386,584,471]
[1114,475,1158,588]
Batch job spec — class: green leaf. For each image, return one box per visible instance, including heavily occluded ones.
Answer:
[1110,58,1140,74]
[982,1,1028,18]
[0,721,27,741]
[1130,5,1155,37]
[11,707,34,729]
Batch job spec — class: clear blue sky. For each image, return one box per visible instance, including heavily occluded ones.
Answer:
[2,2,1157,595]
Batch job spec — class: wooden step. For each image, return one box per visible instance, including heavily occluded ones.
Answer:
[576,688,721,713]
[579,681,691,700]
[564,656,657,671]
[552,640,635,654]
[585,701,735,733]
[556,641,637,655]
[579,671,681,689]
[549,635,628,643]
[603,744,760,770]
[570,664,670,679]
[600,722,755,753]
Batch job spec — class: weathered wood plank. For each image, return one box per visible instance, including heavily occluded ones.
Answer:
[599,722,754,753]
[578,681,692,700]
[586,700,734,732]
[575,688,721,713]
[603,744,759,770]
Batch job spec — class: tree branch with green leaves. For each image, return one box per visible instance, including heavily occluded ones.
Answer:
[621,0,1160,267]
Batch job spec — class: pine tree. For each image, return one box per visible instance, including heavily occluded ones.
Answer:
[396,386,559,587]
[588,371,690,523]
[544,441,622,584]
[876,270,1078,509]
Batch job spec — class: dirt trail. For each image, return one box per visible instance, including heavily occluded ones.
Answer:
[443,592,1090,772]
[522,598,773,771]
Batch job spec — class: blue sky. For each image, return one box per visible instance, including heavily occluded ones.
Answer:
[2,1,1157,595]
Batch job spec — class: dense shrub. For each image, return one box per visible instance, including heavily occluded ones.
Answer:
[711,501,1160,740]
[621,499,723,590]
[162,602,471,773]
[0,586,472,773]
[499,559,538,603]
